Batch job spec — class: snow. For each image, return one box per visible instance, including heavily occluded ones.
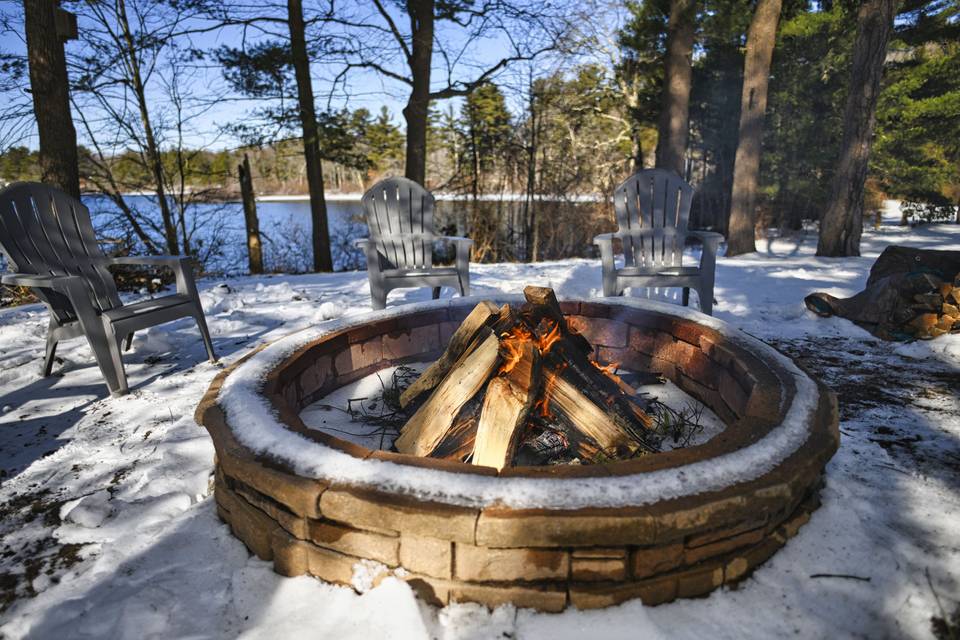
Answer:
[1,206,958,638]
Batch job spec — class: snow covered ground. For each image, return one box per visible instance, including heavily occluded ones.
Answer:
[0,206,958,639]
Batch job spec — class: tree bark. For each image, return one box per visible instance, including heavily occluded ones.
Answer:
[288,0,333,272]
[23,0,80,200]
[238,154,264,274]
[725,0,783,256]
[116,0,179,255]
[402,0,434,187]
[817,0,898,257]
[654,0,696,177]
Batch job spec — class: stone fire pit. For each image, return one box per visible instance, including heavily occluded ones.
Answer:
[195,296,838,611]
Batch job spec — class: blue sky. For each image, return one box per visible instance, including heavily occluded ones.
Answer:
[0,0,586,152]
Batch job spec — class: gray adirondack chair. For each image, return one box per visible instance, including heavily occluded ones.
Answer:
[0,182,216,396]
[357,177,472,310]
[594,169,724,315]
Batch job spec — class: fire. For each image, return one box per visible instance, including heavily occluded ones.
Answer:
[538,321,563,354]
[499,325,533,374]
[498,320,562,375]
[593,360,620,376]
[538,363,567,417]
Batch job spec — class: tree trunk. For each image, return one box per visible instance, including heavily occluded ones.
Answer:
[238,154,264,274]
[654,0,696,177]
[725,0,783,256]
[288,0,333,272]
[23,0,80,200]
[116,0,179,255]
[817,0,898,257]
[402,0,434,187]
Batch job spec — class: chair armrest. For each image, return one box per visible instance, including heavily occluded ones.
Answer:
[354,238,382,276]
[2,273,68,289]
[686,230,724,246]
[686,230,723,275]
[110,255,191,267]
[436,235,474,247]
[2,272,92,306]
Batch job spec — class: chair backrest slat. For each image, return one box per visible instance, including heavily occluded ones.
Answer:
[613,169,693,270]
[0,183,121,314]
[361,177,435,270]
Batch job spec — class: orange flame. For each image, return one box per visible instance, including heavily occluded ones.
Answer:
[538,363,567,417]
[499,325,533,374]
[538,321,563,354]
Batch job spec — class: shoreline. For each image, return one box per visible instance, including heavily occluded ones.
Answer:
[93,191,606,204]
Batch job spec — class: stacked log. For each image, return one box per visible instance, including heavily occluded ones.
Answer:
[394,286,658,470]
[805,246,960,340]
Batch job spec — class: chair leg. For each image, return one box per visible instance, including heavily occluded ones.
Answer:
[432,286,442,300]
[193,313,218,363]
[123,333,134,352]
[682,287,690,307]
[697,286,714,316]
[370,279,387,310]
[92,327,128,396]
[42,335,58,377]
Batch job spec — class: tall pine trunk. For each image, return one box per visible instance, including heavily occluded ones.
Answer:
[403,0,434,187]
[725,0,783,256]
[654,0,696,176]
[23,0,80,200]
[238,154,264,274]
[116,0,179,255]
[817,0,898,257]
[288,0,333,272]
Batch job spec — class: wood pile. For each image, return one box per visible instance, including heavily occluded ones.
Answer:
[394,286,659,470]
[805,246,960,340]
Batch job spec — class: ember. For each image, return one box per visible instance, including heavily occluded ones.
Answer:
[394,286,661,470]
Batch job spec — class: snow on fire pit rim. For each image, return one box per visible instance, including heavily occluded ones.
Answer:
[216,295,820,510]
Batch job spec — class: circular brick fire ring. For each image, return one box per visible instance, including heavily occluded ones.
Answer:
[195,297,838,611]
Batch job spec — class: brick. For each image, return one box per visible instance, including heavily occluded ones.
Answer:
[450,582,567,613]
[567,317,629,348]
[399,535,453,579]
[476,508,657,547]
[684,526,765,565]
[572,557,627,581]
[656,494,749,542]
[569,574,678,609]
[320,487,478,543]
[677,350,718,389]
[571,547,627,559]
[629,327,671,356]
[397,573,452,607]
[216,484,277,561]
[455,544,569,582]
[219,453,325,519]
[632,542,684,579]
[687,517,768,549]
[334,337,383,374]
[272,528,310,576]
[718,370,750,418]
[382,325,441,360]
[676,562,724,598]
[299,355,333,399]
[305,542,359,586]
[438,321,459,347]
[309,520,399,566]
[233,481,309,540]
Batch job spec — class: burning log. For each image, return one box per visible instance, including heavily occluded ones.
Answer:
[394,286,659,469]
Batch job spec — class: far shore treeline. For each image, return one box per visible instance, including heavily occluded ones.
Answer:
[0,0,957,275]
